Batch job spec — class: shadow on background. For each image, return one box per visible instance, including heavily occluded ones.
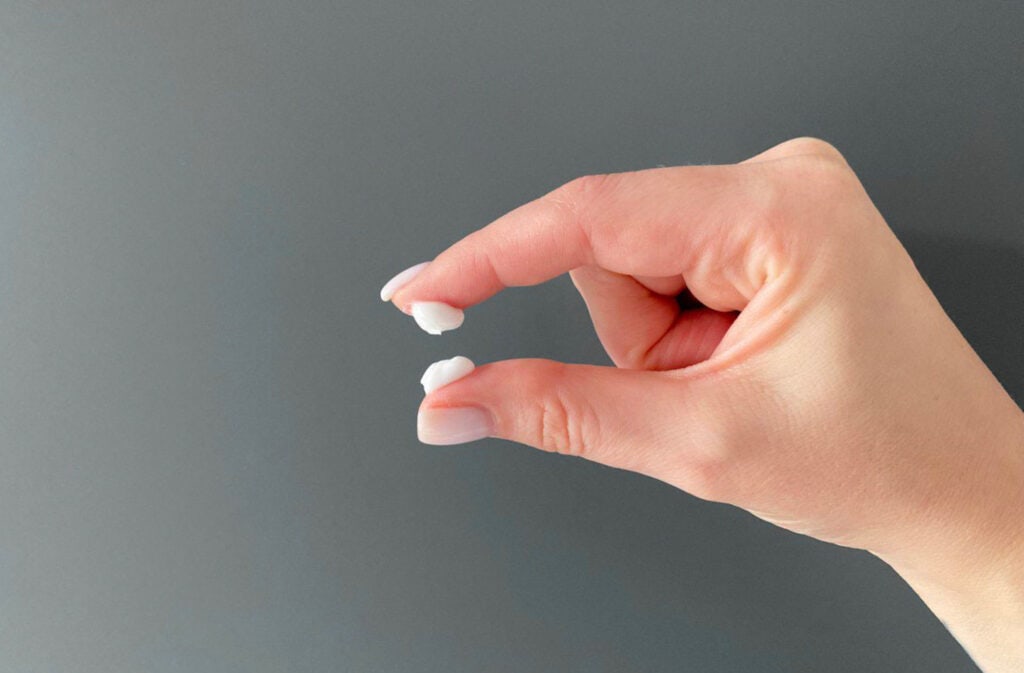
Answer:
[902,233,1024,403]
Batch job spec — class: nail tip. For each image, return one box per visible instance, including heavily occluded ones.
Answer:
[417,432,487,446]
[379,261,430,304]
[417,407,491,445]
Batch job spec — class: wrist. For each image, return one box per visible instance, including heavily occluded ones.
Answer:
[874,405,1024,671]
[880,523,1024,673]
[882,404,1023,575]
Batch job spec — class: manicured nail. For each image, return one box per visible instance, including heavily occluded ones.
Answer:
[411,301,464,335]
[379,261,430,301]
[420,356,475,394]
[417,407,492,445]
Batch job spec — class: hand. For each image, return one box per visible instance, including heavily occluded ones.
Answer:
[385,137,1024,671]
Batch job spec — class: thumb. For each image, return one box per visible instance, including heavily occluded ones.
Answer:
[417,358,733,484]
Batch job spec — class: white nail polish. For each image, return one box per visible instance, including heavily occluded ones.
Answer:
[420,356,475,394]
[411,301,464,335]
[417,407,492,445]
[379,261,430,301]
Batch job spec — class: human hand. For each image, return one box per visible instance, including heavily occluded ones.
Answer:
[383,137,1024,671]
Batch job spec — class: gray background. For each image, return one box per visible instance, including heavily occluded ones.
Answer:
[0,2,1021,672]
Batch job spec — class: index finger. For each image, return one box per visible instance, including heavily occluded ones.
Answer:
[390,164,770,315]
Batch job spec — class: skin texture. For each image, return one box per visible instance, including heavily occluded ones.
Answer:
[389,137,1024,672]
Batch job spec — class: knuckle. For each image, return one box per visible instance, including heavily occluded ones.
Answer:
[529,363,599,458]
[563,172,616,200]
[788,159,862,249]
[732,170,792,264]
[762,137,856,198]
[539,394,575,455]
[542,173,618,253]
[744,141,860,250]
[548,173,616,218]
[683,450,732,501]
[804,155,856,195]
[787,148,857,202]
[675,418,737,500]
[778,136,847,164]
[669,376,769,501]
[745,169,788,224]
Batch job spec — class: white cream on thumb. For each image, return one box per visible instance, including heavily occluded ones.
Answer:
[420,356,475,394]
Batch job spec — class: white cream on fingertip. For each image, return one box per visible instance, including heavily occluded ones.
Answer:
[379,261,430,302]
[411,301,464,335]
[420,356,475,394]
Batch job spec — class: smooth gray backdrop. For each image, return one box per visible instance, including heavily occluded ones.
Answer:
[1,2,1021,672]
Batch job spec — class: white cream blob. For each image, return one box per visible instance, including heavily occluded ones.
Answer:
[420,356,475,394]
[411,301,464,335]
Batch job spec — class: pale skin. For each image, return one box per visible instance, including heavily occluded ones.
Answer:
[387,137,1024,671]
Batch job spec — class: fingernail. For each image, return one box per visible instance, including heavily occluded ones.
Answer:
[411,301,464,335]
[417,407,492,445]
[420,356,475,394]
[380,261,430,301]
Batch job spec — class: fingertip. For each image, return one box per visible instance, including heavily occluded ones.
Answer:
[380,261,430,302]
